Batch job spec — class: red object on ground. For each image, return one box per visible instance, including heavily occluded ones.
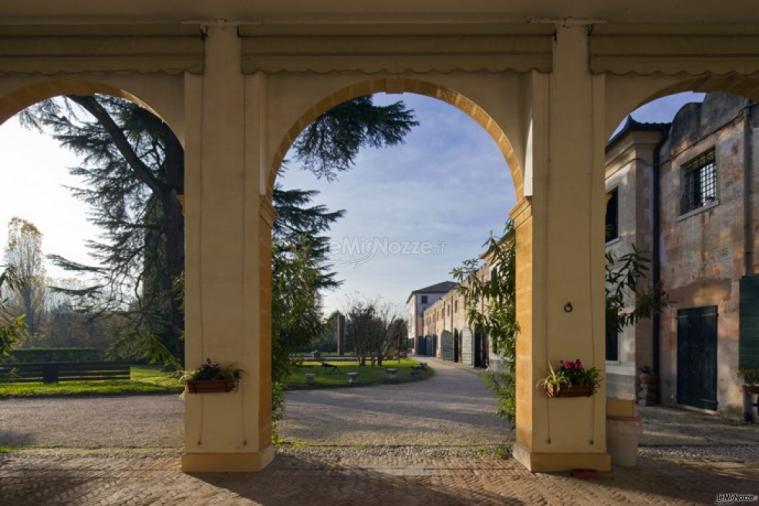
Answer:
[571,469,600,479]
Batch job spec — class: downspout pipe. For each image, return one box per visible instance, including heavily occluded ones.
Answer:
[651,133,668,394]
[744,102,754,277]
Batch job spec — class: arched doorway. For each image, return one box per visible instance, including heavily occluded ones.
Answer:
[260,77,525,449]
[0,79,187,453]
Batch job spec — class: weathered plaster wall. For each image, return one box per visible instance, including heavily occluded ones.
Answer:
[657,93,752,416]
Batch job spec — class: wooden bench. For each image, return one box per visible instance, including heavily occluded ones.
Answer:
[410,363,428,376]
[0,361,131,383]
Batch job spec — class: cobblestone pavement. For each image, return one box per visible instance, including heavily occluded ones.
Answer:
[1,446,757,505]
[640,404,759,446]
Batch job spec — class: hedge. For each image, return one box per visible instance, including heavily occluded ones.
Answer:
[3,348,101,363]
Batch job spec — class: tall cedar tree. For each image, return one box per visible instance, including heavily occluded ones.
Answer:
[20,95,417,372]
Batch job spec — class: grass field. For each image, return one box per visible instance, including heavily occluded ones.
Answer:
[0,365,183,398]
[285,358,433,390]
[0,358,434,397]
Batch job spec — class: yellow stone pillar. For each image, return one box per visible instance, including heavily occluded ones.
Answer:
[181,24,273,472]
[511,25,610,472]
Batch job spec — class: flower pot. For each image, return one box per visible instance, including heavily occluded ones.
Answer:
[744,384,759,394]
[186,378,238,393]
[639,372,658,385]
[607,415,641,467]
[545,384,593,398]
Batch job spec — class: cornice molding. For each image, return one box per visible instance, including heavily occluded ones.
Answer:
[240,31,553,74]
[590,25,759,76]
[0,24,204,75]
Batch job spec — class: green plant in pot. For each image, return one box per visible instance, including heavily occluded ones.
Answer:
[182,358,242,394]
[639,365,657,385]
[538,359,601,398]
[739,369,759,393]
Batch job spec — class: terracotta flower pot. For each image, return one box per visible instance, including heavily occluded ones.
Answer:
[639,372,658,385]
[744,384,759,394]
[545,384,594,398]
[186,378,238,393]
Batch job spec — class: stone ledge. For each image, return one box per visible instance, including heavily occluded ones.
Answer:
[181,445,274,472]
[512,444,611,472]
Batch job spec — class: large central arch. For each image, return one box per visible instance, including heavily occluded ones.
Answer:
[252,75,531,459]
[264,77,527,201]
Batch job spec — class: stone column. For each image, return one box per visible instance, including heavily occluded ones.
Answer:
[182,25,273,472]
[512,25,610,472]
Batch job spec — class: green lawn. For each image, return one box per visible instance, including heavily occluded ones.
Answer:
[0,359,434,397]
[0,365,183,398]
[285,358,433,390]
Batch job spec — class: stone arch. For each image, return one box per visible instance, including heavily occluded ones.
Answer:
[265,77,526,201]
[0,77,184,141]
[606,73,759,138]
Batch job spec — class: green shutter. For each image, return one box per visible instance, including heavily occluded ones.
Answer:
[739,275,759,369]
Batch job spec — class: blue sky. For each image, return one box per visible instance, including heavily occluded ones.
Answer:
[0,91,705,316]
[280,91,705,314]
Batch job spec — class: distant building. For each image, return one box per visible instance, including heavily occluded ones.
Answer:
[419,243,503,369]
[405,281,458,354]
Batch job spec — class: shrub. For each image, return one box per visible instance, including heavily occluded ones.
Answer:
[739,369,759,385]
[3,347,101,363]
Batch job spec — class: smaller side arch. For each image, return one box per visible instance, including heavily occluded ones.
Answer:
[0,78,179,137]
[606,73,759,138]
[266,78,525,201]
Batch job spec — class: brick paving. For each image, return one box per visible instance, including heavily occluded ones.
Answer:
[1,446,757,505]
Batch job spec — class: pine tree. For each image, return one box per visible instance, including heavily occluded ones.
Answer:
[20,94,417,367]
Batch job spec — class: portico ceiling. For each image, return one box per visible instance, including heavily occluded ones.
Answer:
[2,0,759,26]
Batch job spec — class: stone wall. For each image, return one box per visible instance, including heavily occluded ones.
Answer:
[609,92,758,417]
[657,93,754,416]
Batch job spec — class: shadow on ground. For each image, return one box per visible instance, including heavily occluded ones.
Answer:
[0,429,36,447]
[2,448,757,505]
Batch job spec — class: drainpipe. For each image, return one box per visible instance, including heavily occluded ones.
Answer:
[651,134,667,394]
[744,102,754,277]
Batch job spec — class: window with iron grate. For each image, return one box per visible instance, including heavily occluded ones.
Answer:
[680,149,717,215]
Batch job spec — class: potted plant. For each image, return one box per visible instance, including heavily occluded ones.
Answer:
[538,359,601,398]
[639,365,657,385]
[739,369,759,394]
[183,358,242,393]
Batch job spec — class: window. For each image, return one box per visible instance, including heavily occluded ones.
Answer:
[606,328,619,362]
[605,188,619,242]
[680,149,717,215]
[420,295,428,304]
[454,300,458,313]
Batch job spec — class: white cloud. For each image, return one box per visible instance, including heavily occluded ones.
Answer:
[0,117,99,279]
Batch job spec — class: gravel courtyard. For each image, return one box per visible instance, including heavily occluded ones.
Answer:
[278,358,511,446]
[0,358,508,449]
